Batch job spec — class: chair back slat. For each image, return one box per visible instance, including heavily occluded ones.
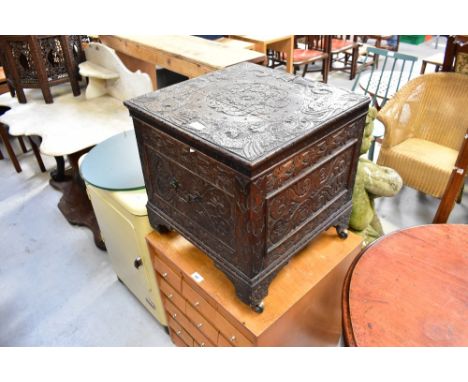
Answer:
[353,46,418,110]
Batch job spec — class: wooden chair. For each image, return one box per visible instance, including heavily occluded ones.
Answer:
[269,36,329,82]
[0,116,46,174]
[442,35,468,74]
[357,35,400,69]
[352,47,418,110]
[328,35,360,80]
[376,73,468,223]
[352,47,418,160]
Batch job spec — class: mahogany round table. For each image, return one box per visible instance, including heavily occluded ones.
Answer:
[342,224,468,346]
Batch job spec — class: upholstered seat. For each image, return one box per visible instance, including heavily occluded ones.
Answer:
[292,48,326,64]
[331,38,355,52]
[377,72,468,201]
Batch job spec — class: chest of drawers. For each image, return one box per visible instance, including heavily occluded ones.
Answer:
[147,228,362,346]
[125,62,369,311]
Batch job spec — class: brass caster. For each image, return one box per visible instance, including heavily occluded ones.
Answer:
[336,226,349,239]
[253,301,264,314]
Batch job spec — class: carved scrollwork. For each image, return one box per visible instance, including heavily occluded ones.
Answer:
[265,120,362,192]
[128,62,368,162]
[147,149,235,248]
[267,148,353,246]
[129,63,369,311]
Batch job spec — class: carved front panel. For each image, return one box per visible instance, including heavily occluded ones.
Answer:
[146,147,235,249]
[138,120,236,195]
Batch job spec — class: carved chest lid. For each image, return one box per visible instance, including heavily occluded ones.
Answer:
[125,62,369,172]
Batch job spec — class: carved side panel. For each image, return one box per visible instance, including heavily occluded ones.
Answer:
[264,120,362,192]
[9,41,36,83]
[39,37,69,80]
[266,147,353,249]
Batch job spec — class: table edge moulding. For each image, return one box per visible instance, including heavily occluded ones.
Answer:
[342,224,468,347]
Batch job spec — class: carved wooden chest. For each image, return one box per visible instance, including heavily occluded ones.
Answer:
[125,62,369,312]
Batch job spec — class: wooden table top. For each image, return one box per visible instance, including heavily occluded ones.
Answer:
[104,35,265,70]
[232,34,293,44]
[343,224,468,346]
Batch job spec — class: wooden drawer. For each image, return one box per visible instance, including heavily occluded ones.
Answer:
[217,334,233,347]
[159,278,185,312]
[164,299,214,347]
[183,280,218,320]
[170,330,188,347]
[168,316,193,347]
[154,255,181,291]
[185,304,218,344]
[194,337,215,347]
[215,314,253,347]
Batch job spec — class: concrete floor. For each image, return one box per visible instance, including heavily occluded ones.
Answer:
[1,37,465,346]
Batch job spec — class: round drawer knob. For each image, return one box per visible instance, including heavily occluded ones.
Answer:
[230,336,236,342]
[172,313,177,318]
[196,323,203,328]
[167,293,173,299]
[133,257,143,269]
[193,301,200,307]
[176,330,181,336]
[200,342,205,347]
[162,272,168,279]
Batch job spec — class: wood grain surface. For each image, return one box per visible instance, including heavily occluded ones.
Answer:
[343,224,468,346]
[148,228,362,346]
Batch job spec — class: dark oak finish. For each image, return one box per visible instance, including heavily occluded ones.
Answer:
[442,35,468,72]
[342,224,468,346]
[0,35,84,104]
[126,63,369,311]
[148,227,362,346]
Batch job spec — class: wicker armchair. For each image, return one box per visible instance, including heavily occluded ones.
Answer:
[376,73,468,218]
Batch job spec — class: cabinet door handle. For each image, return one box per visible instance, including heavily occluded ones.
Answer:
[176,330,181,336]
[162,272,168,279]
[184,193,202,203]
[133,257,143,269]
[196,323,203,328]
[170,178,179,190]
[230,336,236,342]
[167,293,173,300]
[193,301,200,307]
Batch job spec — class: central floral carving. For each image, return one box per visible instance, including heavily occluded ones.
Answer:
[206,83,290,117]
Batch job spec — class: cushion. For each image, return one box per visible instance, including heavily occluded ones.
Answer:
[292,49,325,63]
[455,52,468,75]
[377,138,458,198]
[331,39,354,52]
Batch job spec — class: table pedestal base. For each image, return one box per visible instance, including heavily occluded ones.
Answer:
[49,149,106,250]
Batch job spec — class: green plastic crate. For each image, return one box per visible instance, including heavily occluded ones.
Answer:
[400,35,426,45]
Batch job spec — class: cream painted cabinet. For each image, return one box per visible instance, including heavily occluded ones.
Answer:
[85,184,167,327]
